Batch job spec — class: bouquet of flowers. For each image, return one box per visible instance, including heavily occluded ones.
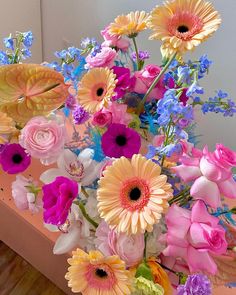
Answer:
[1,0,236,294]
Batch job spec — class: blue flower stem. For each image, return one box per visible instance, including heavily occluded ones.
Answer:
[131,37,141,71]
[138,52,177,114]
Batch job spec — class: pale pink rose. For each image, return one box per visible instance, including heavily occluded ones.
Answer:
[12,175,41,213]
[108,102,132,126]
[132,64,167,101]
[173,145,236,208]
[19,116,67,165]
[95,221,144,267]
[101,26,130,52]
[212,143,236,169]
[85,47,117,69]
[92,109,112,127]
[162,201,227,275]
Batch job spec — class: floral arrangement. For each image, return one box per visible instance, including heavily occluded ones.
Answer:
[1,0,236,294]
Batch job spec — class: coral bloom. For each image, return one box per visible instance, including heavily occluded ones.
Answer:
[78,67,117,113]
[97,154,173,235]
[65,249,132,295]
[148,0,221,57]
[0,111,16,143]
[109,11,149,37]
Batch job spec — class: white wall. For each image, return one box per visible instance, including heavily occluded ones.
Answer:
[40,0,235,149]
[0,0,42,63]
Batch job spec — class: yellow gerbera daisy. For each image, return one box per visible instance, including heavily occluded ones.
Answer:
[109,11,149,37]
[97,154,173,235]
[65,249,132,295]
[0,111,16,143]
[78,67,117,113]
[148,0,221,57]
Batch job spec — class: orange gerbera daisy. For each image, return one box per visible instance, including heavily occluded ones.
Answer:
[148,0,221,57]
[78,68,117,113]
[109,11,149,37]
[97,154,173,235]
[65,249,132,295]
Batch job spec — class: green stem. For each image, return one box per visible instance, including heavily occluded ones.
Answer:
[78,201,98,228]
[138,52,177,113]
[144,232,148,262]
[132,37,141,71]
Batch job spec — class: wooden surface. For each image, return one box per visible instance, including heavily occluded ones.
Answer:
[0,241,66,295]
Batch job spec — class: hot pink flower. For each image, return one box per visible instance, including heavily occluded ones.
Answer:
[132,64,167,101]
[95,221,144,267]
[162,201,227,275]
[173,145,236,208]
[92,109,112,128]
[19,116,67,165]
[85,47,117,69]
[101,26,130,52]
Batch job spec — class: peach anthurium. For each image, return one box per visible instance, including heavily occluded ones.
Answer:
[0,64,69,124]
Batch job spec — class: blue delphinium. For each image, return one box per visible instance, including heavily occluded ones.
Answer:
[177,65,192,84]
[177,274,212,295]
[22,31,34,47]
[3,35,14,50]
[198,54,212,78]
[0,51,10,64]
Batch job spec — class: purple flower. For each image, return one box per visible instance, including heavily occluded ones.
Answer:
[112,66,134,100]
[42,176,79,225]
[177,274,212,295]
[0,143,31,174]
[72,104,90,125]
[65,95,77,110]
[101,123,141,158]
[131,50,150,61]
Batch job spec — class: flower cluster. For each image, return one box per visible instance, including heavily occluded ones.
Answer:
[1,0,236,295]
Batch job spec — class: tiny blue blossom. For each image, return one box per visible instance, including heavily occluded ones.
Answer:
[21,48,32,59]
[0,51,10,65]
[177,66,192,84]
[186,81,204,97]
[3,36,14,50]
[22,31,34,47]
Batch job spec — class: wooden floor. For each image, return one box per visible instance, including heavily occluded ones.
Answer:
[0,241,66,295]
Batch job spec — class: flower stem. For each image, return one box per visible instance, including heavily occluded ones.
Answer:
[138,52,177,113]
[78,201,98,229]
[144,232,148,262]
[132,37,141,71]
[81,186,89,198]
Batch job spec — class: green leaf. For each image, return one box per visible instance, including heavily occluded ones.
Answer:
[135,262,154,282]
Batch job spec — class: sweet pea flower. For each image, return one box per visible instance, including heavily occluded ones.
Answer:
[85,47,117,69]
[95,221,145,267]
[19,115,67,165]
[101,25,130,52]
[162,201,227,274]
[173,145,236,208]
[132,64,167,101]
[111,66,134,100]
[108,101,132,126]
[40,148,103,186]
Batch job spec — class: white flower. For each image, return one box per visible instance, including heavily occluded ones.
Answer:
[40,148,103,186]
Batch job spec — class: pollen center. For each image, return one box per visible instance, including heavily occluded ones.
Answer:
[116,135,127,146]
[177,25,189,33]
[129,187,141,201]
[95,268,108,278]
[12,154,23,164]
[96,87,104,97]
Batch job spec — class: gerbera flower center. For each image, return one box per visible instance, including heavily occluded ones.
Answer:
[95,268,108,278]
[177,25,189,33]
[12,153,23,164]
[115,135,127,146]
[96,87,104,97]
[129,187,141,201]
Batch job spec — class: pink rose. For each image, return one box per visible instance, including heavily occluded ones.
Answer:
[12,175,41,213]
[85,47,117,69]
[95,221,144,267]
[19,116,67,165]
[162,201,227,274]
[108,102,132,126]
[132,64,167,101]
[92,110,112,127]
[101,26,130,52]
[212,144,236,169]
[173,145,236,208]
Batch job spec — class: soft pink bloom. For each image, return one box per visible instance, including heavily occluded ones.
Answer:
[153,135,165,147]
[101,26,130,52]
[132,64,167,101]
[108,102,132,126]
[162,201,227,275]
[100,159,115,177]
[95,221,144,267]
[11,175,41,213]
[173,145,236,208]
[92,109,112,128]
[19,116,67,165]
[85,47,117,69]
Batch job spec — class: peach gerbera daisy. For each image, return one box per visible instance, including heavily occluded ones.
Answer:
[109,11,149,38]
[97,154,173,235]
[78,67,117,113]
[148,0,221,57]
[0,111,16,143]
[65,249,132,295]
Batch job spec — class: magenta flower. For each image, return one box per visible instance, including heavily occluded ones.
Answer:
[0,143,31,174]
[112,66,134,100]
[162,200,227,274]
[173,145,236,208]
[42,176,79,225]
[101,123,141,158]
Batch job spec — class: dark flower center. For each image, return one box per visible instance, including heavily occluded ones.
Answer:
[177,25,189,33]
[129,187,141,201]
[12,153,23,164]
[96,87,104,97]
[115,135,127,146]
[95,268,108,278]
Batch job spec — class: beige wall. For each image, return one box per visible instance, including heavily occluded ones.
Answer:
[0,0,42,63]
